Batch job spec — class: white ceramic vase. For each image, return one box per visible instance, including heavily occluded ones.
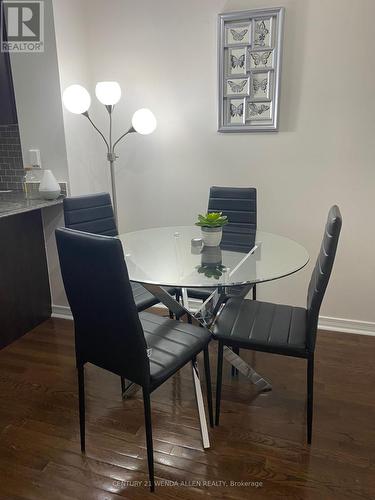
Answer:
[39,170,61,200]
[201,226,222,247]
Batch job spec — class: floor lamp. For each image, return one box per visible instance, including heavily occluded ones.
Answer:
[62,82,157,227]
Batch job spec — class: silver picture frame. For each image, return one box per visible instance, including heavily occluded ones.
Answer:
[218,8,285,132]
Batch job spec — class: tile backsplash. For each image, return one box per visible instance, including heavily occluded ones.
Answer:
[0,124,24,191]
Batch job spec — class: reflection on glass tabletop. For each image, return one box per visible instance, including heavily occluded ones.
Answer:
[118,226,309,288]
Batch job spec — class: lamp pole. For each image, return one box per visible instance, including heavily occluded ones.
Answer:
[82,106,135,227]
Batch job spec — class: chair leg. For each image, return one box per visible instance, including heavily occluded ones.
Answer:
[231,347,239,377]
[203,346,214,428]
[77,364,85,453]
[307,354,314,444]
[120,377,139,399]
[168,310,174,319]
[215,341,224,426]
[252,284,257,300]
[142,388,155,492]
[120,376,126,396]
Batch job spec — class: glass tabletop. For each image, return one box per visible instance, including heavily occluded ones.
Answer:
[118,226,309,288]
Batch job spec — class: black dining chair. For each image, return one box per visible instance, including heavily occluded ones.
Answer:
[63,193,176,312]
[186,186,257,302]
[213,206,342,443]
[185,186,257,375]
[55,227,213,492]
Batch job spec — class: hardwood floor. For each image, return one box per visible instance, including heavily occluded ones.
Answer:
[0,317,374,499]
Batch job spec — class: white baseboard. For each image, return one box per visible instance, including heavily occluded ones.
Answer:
[318,316,375,336]
[52,304,73,320]
[51,304,375,337]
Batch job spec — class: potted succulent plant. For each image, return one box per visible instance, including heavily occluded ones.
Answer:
[195,212,228,246]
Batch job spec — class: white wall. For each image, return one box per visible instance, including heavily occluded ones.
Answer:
[51,0,375,326]
[10,0,68,181]
[52,0,108,197]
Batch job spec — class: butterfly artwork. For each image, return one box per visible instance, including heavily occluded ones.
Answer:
[254,20,270,47]
[252,77,268,94]
[219,9,283,131]
[227,79,248,94]
[230,54,245,69]
[230,28,248,42]
[248,102,270,118]
[230,102,244,117]
[250,51,272,68]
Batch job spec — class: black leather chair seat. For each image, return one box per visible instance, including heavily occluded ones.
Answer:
[185,287,214,300]
[131,282,176,310]
[185,283,254,301]
[213,298,307,356]
[140,312,211,388]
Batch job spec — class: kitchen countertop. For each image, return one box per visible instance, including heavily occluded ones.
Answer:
[0,191,64,219]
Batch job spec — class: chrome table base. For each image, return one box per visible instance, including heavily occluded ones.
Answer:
[222,346,272,392]
[127,284,273,449]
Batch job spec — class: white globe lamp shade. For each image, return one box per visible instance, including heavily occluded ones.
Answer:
[95,81,122,105]
[62,84,91,114]
[132,108,157,135]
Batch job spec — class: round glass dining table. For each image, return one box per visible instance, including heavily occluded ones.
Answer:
[118,226,309,449]
[118,226,309,289]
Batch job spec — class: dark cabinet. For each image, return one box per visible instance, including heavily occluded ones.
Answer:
[0,0,18,125]
[0,210,51,349]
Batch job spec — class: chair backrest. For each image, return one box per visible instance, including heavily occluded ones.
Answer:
[208,186,257,251]
[306,205,342,351]
[63,192,118,236]
[55,228,149,387]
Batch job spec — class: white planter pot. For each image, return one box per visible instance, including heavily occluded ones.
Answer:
[201,227,222,247]
[39,170,61,200]
[201,246,222,266]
